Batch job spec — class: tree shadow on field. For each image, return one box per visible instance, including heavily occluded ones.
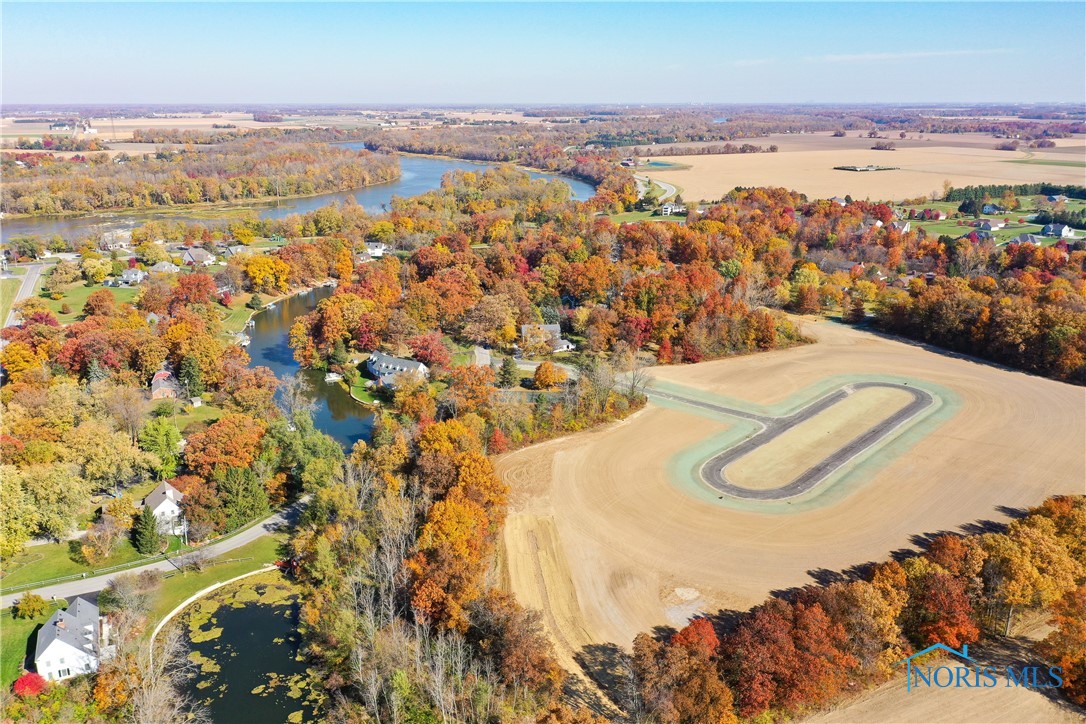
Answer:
[574,642,631,714]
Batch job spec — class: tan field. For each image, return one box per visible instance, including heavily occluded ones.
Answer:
[497,320,1085,712]
[639,132,1086,202]
[727,385,915,490]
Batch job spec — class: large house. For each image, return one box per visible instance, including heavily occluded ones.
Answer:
[34,597,110,682]
[97,230,132,252]
[367,351,429,387]
[975,219,1004,231]
[149,261,180,274]
[181,248,215,266]
[120,268,148,285]
[888,220,911,233]
[520,324,575,354]
[982,204,1006,215]
[141,481,185,535]
[1042,223,1073,238]
[150,369,183,400]
[1012,233,1044,245]
[659,202,687,216]
[364,242,389,258]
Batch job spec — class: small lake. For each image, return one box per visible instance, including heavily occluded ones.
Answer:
[181,572,322,723]
[1,151,595,244]
[247,285,373,449]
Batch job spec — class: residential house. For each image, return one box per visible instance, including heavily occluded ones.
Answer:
[1046,195,1069,203]
[960,230,994,242]
[364,242,389,258]
[1012,233,1044,245]
[149,261,180,274]
[150,369,183,400]
[520,324,575,353]
[97,230,132,252]
[982,204,1005,215]
[1042,223,1073,238]
[828,196,848,206]
[659,202,687,216]
[221,245,250,259]
[48,122,72,132]
[141,481,185,535]
[34,597,109,682]
[976,220,1004,231]
[366,351,429,388]
[120,268,148,285]
[181,248,216,266]
[888,221,911,233]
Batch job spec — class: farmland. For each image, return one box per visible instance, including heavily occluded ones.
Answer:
[638,132,1086,202]
[497,319,1086,692]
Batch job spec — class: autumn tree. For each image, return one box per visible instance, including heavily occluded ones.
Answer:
[183,413,266,478]
[533,361,567,390]
[1039,584,1086,705]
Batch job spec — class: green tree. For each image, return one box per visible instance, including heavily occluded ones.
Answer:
[132,506,164,555]
[138,418,182,480]
[497,357,520,388]
[179,355,204,397]
[218,466,269,531]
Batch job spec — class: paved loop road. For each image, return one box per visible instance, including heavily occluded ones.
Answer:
[650,382,934,500]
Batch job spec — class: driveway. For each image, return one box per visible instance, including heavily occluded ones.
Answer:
[0,499,305,608]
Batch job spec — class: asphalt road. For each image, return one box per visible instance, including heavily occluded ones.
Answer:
[3,263,47,328]
[634,174,678,202]
[650,382,934,501]
[0,499,304,608]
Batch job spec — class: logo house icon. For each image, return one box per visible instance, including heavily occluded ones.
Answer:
[896,643,976,692]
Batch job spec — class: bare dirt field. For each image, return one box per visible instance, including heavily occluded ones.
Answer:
[638,132,1086,202]
[497,321,1085,710]
[727,385,915,490]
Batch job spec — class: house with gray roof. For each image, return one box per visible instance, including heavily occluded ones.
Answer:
[120,268,148,285]
[366,351,429,387]
[1012,233,1044,245]
[149,261,180,274]
[141,481,185,535]
[181,248,215,266]
[150,368,183,400]
[34,597,109,682]
[1042,223,1073,238]
[520,324,575,354]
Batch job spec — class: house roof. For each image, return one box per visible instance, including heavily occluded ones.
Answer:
[142,481,184,511]
[34,597,99,662]
[149,262,179,273]
[183,248,214,262]
[367,351,428,385]
[150,370,182,396]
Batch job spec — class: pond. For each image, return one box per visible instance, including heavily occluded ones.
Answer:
[246,284,373,450]
[181,571,322,723]
[1,152,595,244]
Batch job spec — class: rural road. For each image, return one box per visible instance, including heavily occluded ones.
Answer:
[634,174,678,202]
[2,263,47,328]
[650,381,934,500]
[0,499,305,608]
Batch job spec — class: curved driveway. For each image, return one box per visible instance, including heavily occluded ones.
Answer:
[652,382,934,500]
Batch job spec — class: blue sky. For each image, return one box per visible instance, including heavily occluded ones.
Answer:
[3,2,1084,104]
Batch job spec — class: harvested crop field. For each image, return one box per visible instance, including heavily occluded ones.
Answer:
[497,320,1085,702]
[638,132,1086,202]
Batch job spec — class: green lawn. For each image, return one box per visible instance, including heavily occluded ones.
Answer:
[1,536,184,593]
[146,534,287,626]
[220,293,258,334]
[349,383,379,404]
[168,401,223,435]
[911,218,1055,246]
[1,601,65,687]
[43,283,138,323]
[1,277,22,322]
[608,210,685,224]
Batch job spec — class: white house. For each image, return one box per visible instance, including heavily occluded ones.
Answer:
[140,481,185,535]
[366,351,429,388]
[120,268,148,285]
[97,230,132,252]
[34,597,109,682]
[659,202,687,216]
[888,220,911,233]
[1012,233,1044,245]
[182,248,215,266]
[364,242,389,258]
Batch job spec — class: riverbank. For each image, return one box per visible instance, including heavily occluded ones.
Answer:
[1,170,404,223]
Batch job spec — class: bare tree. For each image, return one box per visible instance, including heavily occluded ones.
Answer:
[278,375,316,421]
[132,626,209,724]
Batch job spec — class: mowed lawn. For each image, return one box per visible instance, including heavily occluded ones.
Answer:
[145,534,287,626]
[0,277,22,322]
[0,536,185,593]
[1,601,65,687]
[43,284,138,323]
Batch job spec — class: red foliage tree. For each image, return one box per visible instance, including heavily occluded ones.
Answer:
[13,672,46,697]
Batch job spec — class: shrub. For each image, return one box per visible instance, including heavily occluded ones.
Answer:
[13,672,47,697]
[13,593,48,620]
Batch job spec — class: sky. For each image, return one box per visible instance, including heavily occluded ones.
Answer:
[2,2,1084,105]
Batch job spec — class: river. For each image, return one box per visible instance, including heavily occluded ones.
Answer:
[0,151,595,243]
